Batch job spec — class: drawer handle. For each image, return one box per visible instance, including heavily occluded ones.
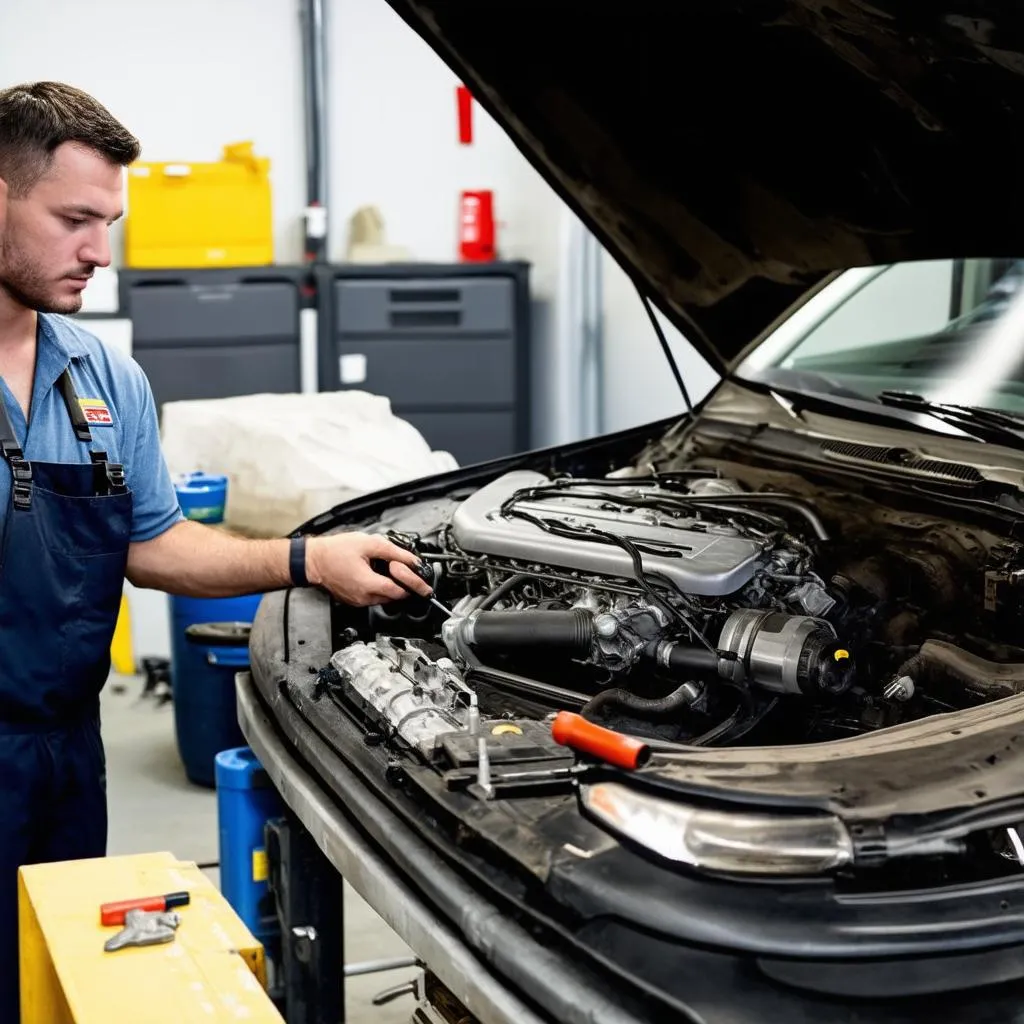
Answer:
[389,288,459,304]
[389,310,460,328]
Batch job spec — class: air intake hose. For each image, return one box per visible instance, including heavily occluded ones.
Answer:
[897,640,1024,702]
[457,609,594,655]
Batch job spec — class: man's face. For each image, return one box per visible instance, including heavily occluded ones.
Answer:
[0,142,123,315]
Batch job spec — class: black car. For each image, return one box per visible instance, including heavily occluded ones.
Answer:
[243,5,1024,1021]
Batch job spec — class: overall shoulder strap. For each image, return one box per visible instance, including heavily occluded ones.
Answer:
[0,378,32,510]
[57,369,94,444]
[57,369,126,495]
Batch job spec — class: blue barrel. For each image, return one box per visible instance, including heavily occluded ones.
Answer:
[169,471,266,785]
[215,747,284,942]
[175,471,228,523]
[170,590,263,714]
[173,617,259,787]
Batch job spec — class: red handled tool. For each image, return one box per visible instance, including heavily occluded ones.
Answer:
[100,891,190,926]
[551,712,651,770]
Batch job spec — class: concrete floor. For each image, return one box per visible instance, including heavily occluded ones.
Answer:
[101,673,419,1024]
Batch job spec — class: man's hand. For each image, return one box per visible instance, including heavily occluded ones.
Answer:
[306,532,433,606]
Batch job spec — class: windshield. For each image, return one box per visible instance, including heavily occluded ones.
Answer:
[734,258,1024,414]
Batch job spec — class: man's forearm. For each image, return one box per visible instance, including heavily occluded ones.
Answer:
[126,519,433,607]
[127,520,293,597]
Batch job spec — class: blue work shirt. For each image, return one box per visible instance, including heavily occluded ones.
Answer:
[0,314,183,543]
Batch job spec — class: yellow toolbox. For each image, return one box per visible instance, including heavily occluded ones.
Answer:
[124,141,273,268]
[18,850,285,1023]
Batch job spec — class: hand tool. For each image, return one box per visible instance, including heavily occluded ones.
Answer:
[371,557,454,618]
[551,711,651,769]
[100,890,190,926]
[103,908,181,952]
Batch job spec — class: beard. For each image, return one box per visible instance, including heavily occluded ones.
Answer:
[0,239,87,315]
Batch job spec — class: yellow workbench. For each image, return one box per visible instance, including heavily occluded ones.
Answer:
[18,850,285,1023]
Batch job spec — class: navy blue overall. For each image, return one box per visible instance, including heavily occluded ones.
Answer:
[0,368,131,1020]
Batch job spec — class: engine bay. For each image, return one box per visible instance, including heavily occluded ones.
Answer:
[320,458,1024,764]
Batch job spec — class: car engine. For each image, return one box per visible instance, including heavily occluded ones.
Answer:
[325,465,1024,753]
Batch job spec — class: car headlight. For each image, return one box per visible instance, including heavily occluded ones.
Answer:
[581,782,854,876]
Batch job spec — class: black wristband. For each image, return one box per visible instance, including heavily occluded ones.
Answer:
[289,536,309,587]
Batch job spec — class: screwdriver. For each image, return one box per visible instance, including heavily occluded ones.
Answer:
[372,558,453,618]
[420,591,454,619]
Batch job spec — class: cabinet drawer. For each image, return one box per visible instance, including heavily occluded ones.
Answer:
[335,339,514,406]
[334,278,514,335]
[130,282,298,345]
[136,344,300,411]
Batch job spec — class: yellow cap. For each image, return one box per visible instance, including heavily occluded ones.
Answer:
[834,649,850,661]
[492,723,523,736]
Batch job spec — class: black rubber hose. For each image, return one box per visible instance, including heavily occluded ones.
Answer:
[469,609,594,655]
[899,640,1024,701]
[582,681,701,720]
[645,642,719,675]
[477,573,531,613]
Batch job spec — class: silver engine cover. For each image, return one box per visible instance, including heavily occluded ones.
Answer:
[450,470,770,597]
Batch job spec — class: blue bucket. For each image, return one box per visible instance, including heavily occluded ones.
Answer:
[215,747,285,942]
[175,472,228,524]
[173,615,260,787]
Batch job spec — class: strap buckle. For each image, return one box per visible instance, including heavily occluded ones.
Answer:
[90,452,126,495]
[106,463,126,493]
[9,456,32,510]
[1,439,24,462]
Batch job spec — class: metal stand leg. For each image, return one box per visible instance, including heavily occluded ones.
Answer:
[265,811,345,1024]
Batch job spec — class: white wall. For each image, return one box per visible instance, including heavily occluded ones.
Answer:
[0,0,308,267]
[329,1,555,264]
[600,253,718,432]
[326,0,567,445]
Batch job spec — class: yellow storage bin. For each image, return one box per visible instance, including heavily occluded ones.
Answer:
[124,141,273,268]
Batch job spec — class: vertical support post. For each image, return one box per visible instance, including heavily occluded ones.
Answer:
[299,0,330,263]
[265,811,344,1023]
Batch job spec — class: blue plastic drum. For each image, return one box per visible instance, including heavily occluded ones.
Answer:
[174,619,258,787]
[169,470,264,785]
[215,746,284,942]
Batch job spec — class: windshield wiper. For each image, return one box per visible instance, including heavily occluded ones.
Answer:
[877,391,1024,449]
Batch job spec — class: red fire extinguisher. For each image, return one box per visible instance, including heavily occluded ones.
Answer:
[459,189,495,262]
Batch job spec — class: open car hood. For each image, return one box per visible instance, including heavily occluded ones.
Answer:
[385,1,1024,372]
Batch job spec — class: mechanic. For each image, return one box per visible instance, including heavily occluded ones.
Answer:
[0,80,432,1019]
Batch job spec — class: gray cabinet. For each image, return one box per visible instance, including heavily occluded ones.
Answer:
[316,263,531,466]
[118,268,306,414]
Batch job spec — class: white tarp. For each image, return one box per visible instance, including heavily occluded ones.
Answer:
[160,391,459,537]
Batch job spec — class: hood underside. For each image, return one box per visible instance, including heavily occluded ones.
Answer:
[385,1,1024,370]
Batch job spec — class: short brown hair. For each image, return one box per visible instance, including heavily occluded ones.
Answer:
[0,81,140,197]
